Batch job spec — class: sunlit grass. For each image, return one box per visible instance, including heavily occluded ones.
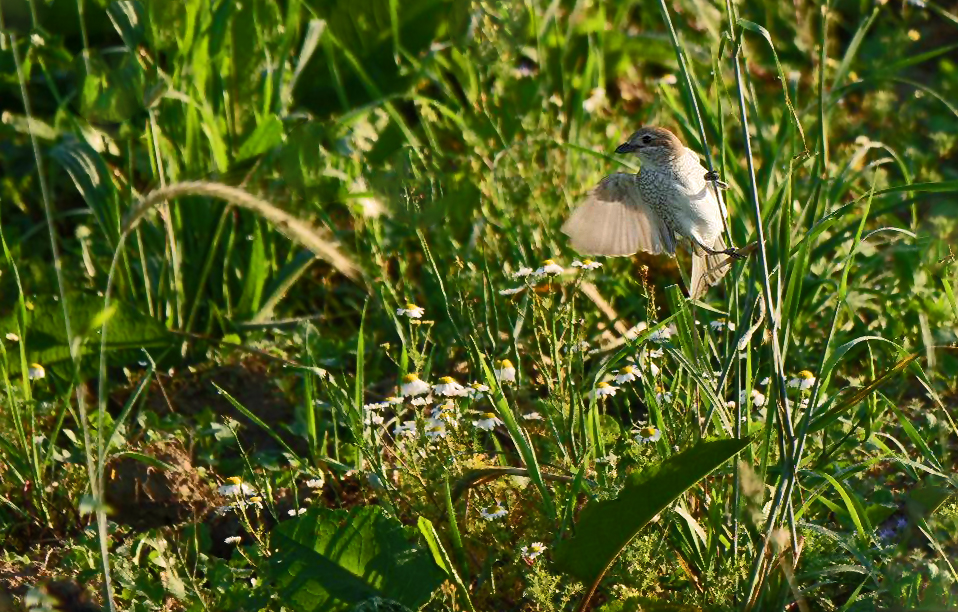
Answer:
[1,0,957,610]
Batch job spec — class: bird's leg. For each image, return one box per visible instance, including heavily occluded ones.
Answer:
[704,170,729,190]
[695,239,749,260]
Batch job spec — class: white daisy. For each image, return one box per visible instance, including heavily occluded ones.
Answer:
[494,359,516,383]
[305,477,325,489]
[635,426,662,444]
[535,259,564,276]
[648,348,664,359]
[613,365,639,384]
[287,508,307,516]
[386,396,404,405]
[521,541,547,560]
[393,420,418,437]
[5,333,19,342]
[473,412,504,431]
[410,395,434,406]
[500,287,525,296]
[401,373,431,397]
[572,259,602,271]
[433,402,460,427]
[759,377,770,386]
[659,74,678,85]
[433,376,467,397]
[788,370,816,390]
[522,412,543,421]
[655,385,673,403]
[513,266,535,279]
[568,340,591,353]
[423,418,448,439]
[218,478,256,497]
[364,401,388,411]
[750,389,767,407]
[396,303,425,319]
[480,504,508,521]
[28,363,45,380]
[709,318,736,332]
[649,327,671,343]
[582,87,607,113]
[593,382,618,398]
[467,382,490,399]
[224,536,242,545]
[365,412,385,426]
[595,451,617,464]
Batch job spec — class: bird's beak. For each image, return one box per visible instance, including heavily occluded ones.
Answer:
[615,142,637,154]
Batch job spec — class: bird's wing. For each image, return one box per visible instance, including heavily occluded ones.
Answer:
[562,173,676,256]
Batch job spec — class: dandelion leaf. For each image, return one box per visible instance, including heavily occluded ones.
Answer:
[554,438,750,587]
[269,506,445,612]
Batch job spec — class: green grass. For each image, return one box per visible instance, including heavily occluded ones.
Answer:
[1,0,958,610]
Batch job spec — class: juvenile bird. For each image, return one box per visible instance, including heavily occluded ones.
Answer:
[562,126,740,298]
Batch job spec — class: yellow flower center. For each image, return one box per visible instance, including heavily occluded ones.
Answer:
[542,259,556,265]
[483,412,497,419]
[226,476,242,485]
[639,426,657,437]
[439,376,454,384]
[597,382,610,388]
[248,496,263,503]
[799,370,814,379]
[403,373,420,382]
[497,359,514,369]
[582,259,594,265]
[621,365,634,374]
[656,385,665,393]
[405,303,419,310]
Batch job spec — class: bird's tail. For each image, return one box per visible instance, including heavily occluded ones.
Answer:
[690,236,733,299]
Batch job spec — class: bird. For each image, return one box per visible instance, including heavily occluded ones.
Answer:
[562,126,741,299]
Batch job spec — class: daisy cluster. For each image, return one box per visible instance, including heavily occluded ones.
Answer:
[499,258,603,296]
[361,359,539,445]
[587,328,674,402]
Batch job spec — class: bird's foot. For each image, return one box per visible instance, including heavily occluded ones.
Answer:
[704,170,729,190]
[723,247,747,260]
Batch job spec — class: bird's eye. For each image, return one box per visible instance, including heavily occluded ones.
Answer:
[641,135,652,144]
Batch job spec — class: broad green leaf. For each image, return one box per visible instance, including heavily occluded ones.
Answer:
[0,293,173,375]
[553,438,750,586]
[237,114,285,160]
[270,506,445,612]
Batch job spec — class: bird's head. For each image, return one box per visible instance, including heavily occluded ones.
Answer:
[615,127,684,166]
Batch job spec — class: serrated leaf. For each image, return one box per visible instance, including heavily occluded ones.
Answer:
[554,438,750,587]
[269,506,445,612]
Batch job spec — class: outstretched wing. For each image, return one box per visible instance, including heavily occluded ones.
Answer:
[561,173,675,256]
